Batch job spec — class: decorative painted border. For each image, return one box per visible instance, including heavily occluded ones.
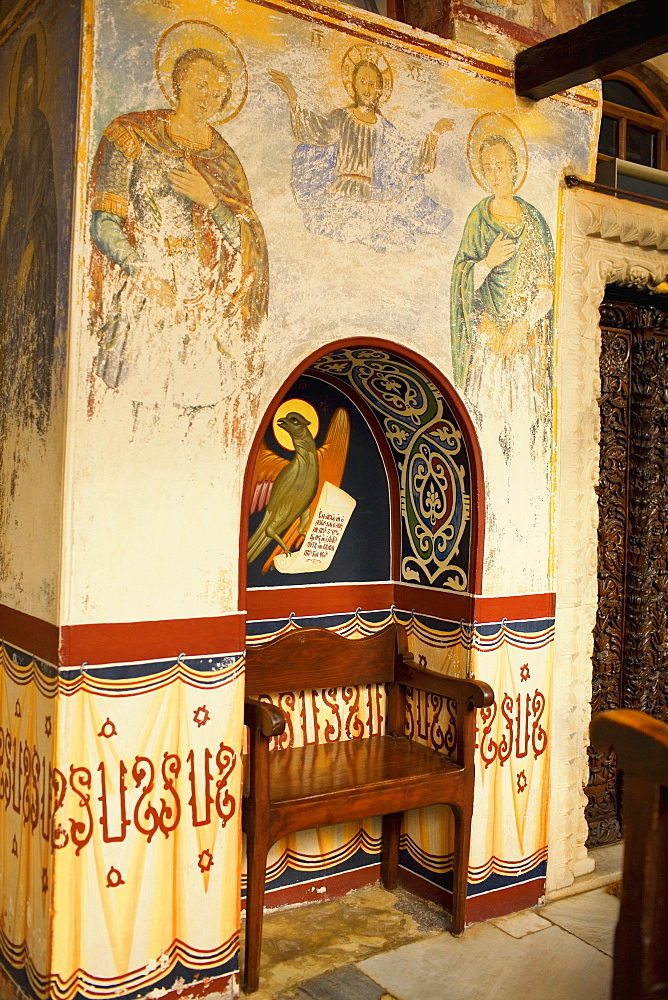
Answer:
[0,605,246,669]
[551,186,668,893]
[399,839,547,893]
[247,606,554,648]
[247,0,599,113]
[0,939,237,1000]
[49,942,238,1000]
[0,641,244,693]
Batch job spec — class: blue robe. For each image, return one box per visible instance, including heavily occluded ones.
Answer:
[289,107,452,254]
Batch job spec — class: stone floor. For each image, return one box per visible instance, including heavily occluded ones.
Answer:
[244,844,623,1000]
[0,846,622,1000]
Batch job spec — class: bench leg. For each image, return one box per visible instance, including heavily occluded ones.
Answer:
[381,812,402,890]
[243,827,270,994]
[450,801,471,936]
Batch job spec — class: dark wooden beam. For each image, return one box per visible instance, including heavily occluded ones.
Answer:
[515,0,668,101]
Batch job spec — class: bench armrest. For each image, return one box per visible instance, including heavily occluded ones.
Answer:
[244,698,287,737]
[591,708,668,782]
[397,656,494,708]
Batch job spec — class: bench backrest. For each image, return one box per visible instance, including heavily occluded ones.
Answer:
[244,624,398,698]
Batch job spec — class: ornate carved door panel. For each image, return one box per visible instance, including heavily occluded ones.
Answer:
[586,292,668,847]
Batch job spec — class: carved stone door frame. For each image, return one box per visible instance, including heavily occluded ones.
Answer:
[549,187,668,893]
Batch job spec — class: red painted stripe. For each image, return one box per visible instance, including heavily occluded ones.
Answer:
[398,867,545,924]
[455,0,545,46]
[159,973,234,1000]
[1,591,556,669]
[247,586,554,625]
[247,582,395,621]
[394,583,473,622]
[59,614,246,667]
[473,592,556,622]
[0,604,59,664]
[246,0,513,81]
[243,863,381,912]
[465,877,546,923]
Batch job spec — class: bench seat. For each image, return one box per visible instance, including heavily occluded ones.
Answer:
[242,623,493,993]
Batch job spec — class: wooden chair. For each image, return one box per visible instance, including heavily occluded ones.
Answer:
[590,709,668,1000]
[242,623,494,993]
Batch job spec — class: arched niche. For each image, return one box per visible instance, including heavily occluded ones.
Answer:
[239,339,484,634]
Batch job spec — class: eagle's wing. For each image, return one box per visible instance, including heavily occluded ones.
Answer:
[261,408,351,573]
[248,441,290,515]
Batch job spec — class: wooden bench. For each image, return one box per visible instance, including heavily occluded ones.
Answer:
[590,709,668,1000]
[242,623,494,993]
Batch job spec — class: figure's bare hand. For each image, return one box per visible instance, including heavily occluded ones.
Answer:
[432,117,454,136]
[137,270,176,309]
[485,234,516,270]
[506,317,530,352]
[270,69,298,108]
[168,161,217,209]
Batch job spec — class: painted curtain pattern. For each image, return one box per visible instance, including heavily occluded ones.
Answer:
[244,612,552,905]
[50,655,242,1000]
[0,644,55,998]
[0,642,242,1000]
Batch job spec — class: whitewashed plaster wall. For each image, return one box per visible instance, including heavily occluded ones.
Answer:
[548,186,668,892]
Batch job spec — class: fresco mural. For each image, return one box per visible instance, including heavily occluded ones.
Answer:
[0,27,56,442]
[454,0,602,39]
[450,116,554,592]
[0,21,58,606]
[89,20,268,421]
[247,374,391,589]
[0,0,79,622]
[272,44,453,253]
[451,114,554,453]
[69,0,597,624]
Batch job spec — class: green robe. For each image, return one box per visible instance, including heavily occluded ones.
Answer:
[450,196,554,390]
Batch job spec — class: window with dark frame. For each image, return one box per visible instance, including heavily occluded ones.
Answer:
[597,74,668,172]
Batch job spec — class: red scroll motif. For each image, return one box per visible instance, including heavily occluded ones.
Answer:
[478,688,548,768]
[69,766,94,855]
[405,688,457,755]
[0,736,237,855]
[215,744,236,829]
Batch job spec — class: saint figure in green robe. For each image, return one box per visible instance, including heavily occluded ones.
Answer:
[450,132,554,457]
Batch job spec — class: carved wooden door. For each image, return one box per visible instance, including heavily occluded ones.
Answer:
[586,291,668,847]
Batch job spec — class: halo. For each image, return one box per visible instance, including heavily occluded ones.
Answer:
[341,44,393,104]
[8,22,47,127]
[273,400,319,452]
[466,113,528,193]
[155,19,248,126]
